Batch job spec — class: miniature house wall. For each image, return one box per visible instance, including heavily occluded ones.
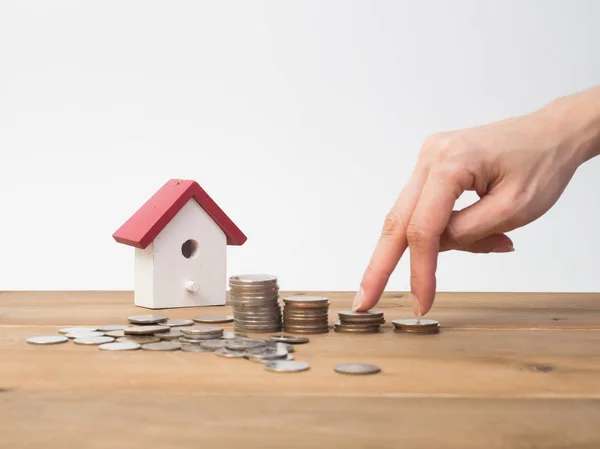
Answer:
[112,179,247,310]
[135,198,226,309]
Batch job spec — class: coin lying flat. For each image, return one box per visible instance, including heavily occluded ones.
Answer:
[247,353,296,364]
[181,326,224,336]
[58,327,98,334]
[264,360,310,373]
[64,331,106,339]
[99,342,141,351]
[73,336,115,345]
[392,319,440,334]
[268,335,309,344]
[214,348,247,358]
[244,345,288,360]
[27,336,68,345]
[200,339,229,351]
[118,336,161,344]
[104,330,126,338]
[164,319,194,327]
[221,332,242,340]
[141,341,182,351]
[97,325,129,332]
[127,314,168,325]
[267,342,294,353]
[155,329,183,340]
[229,274,278,285]
[192,315,234,324]
[124,325,170,335]
[226,339,267,351]
[334,363,381,375]
[338,309,384,319]
[181,344,213,353]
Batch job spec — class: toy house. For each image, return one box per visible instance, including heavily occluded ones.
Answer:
[112,179,247,309]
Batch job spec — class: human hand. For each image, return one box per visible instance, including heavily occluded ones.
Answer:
[353,87,600,315]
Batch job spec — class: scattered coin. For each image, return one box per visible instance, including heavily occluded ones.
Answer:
[181,344,213,353]
[268,334,309,344]
[99,342,141,351]
[58,327,98,334]
[124,325,170,335]
[193,315,234,324]
[104,330,126,338]
[64,331,105,339]
[268,342,295,353]
[155,329,183,340]
[27,336,68,345]
[117,336,161,344]
[229,274,282,333]
[247,353,296,364]
[221,331,242,339]
[200,339,229,351]
[181,326,224,337]
[163,318,194,327]
[97,325,129,332]
[226,339,268,351]
[264,360,310,373]
[179,335,215,343]
[127,314,168,325]
[334,363,381,375]
[141,341,182,351]
[215,348,248,358]
[244,345,288,361]
[392,319,440,334]
[282,296,329,334]
[73,336,115,345]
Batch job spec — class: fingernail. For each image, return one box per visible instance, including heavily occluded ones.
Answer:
[491,245,515,253]
[352,287,365,311]
[412,294,422,316]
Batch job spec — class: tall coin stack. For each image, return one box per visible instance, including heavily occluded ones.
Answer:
[282,296,330,334]
[229,274,282,333]
[334,309,384,334]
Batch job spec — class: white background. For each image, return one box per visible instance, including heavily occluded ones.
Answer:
[1,0,599,293]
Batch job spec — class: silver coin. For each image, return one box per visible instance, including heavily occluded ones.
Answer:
[244,346,288,360]
[229,274,278,285]
[64,331,105,339]
[58,327,98,334]
[27,336,68,345]
[268,335,309,344]
[104,330,126,338]
[164,318,194,327]
[97,325,129,332]
[200,339,229,351]
[73,336,115,345]
[141,341,182,351]
[248,353,295,364]
[179,334,219,341]
[215,348,248,358]
[156,329,183,340]
[283,295,329,303]
[127,314,168,324]
[118,336,161,344]
[268,342,295,353]
[338,309,384,318]
[334,363,381,375]
[193,315,234,324]
[179,336,214,344]
[226,339,268,351]
[181,344,212,352]
[124,325,170,335]
[99,342,141,351]
[221,331,241,339]
[264,360,310,373]
[181,325,224,336]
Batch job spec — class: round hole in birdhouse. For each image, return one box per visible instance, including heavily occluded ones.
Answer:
[181,239,199,259]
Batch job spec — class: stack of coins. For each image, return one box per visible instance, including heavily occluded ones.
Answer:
[392,318,440,334]
[229,274,282,333]
[282,295,330,334]
[179,325,224,344]
[334,309,384,334]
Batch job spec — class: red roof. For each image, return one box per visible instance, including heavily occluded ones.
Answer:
[112,179,247,249]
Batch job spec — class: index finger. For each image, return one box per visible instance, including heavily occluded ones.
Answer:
[407,165,472,315]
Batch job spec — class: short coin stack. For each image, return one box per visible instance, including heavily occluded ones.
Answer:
[229,274,282,333]
[334,309,384,334]
[179,325,224,343]
[282,296,330,334]
[392,318,440,334]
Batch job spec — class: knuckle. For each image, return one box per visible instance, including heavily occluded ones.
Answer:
[381,211,405,239]
[406,221,430,250]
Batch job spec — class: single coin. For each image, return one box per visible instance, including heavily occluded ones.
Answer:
[181,325,224,336]
[104,330,126,338]
[65,331,105,339]
[264,360,310,373]
[99,342,141,351]
[156,329,184,340]
[97,325,129,332]
[124,325,170,335]
[193,315,234,324]
[200,339,229,351]
[127,314,168,325]
[58,327,98,334]
[229,274,278,285]
[27,336,68,345]
[118,336,161,344]
[141,341,182,351]
[338,309,384,319]
[73,336,115,345]
[226,339,268,351]
[164,319,194,327]
[215,348,248,358]
[268,335,309,344]
[334,363,381,375]
[181,344,213,352]
[392,319,440,333]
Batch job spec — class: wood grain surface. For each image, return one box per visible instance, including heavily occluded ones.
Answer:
[1,291,599,448]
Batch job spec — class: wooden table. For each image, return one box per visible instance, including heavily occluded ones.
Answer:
[1,291,599,448]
